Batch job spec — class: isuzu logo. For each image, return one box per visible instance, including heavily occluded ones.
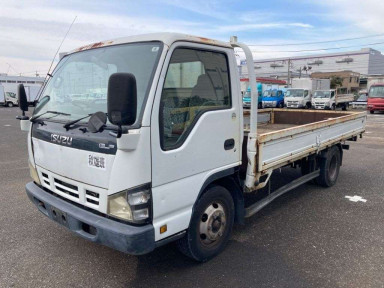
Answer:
[51,134,73,146]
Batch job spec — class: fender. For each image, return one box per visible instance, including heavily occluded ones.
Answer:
[192,167,245,225]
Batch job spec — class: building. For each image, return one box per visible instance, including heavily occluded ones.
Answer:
[311,71,360,94]
[0,74,45,97]
[239,48,384,82]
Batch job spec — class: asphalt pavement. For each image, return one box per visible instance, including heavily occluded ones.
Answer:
[0,107,383,288]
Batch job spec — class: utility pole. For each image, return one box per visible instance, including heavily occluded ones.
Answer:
[287,58,291,87]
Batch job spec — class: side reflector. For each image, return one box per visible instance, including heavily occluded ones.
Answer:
[160,225,167,234]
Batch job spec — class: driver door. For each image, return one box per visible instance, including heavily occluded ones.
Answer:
[150,43,241,240]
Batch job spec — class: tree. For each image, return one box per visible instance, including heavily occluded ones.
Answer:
[330,76,343,89]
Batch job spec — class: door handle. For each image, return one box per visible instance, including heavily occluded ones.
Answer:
[224,139,235,150]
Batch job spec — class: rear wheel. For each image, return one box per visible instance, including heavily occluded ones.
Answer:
[177,185,234,262]
[318,146,341,187]
[342,103,349,111]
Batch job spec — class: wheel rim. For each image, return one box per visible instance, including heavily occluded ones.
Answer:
[199,202,226,247]
[328,154,338,180]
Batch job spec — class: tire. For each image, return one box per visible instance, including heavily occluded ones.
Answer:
[342,103,348,111]
[258,102,262,109]
[332,104,336,110]
[370,110,374,114]
[7,102,13,107]
[177,185,234,262]
[318,146,341,187]
[277,102,284,108]
[306,102,311,109]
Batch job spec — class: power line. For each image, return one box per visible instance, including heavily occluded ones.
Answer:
[248,41,384,53]
[247,33,384,47]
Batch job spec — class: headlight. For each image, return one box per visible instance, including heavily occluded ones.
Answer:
[324,102,330,106]
[29,161,41,185]
[107,185,151,223]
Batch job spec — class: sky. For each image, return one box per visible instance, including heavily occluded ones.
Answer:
[1,0,384,77]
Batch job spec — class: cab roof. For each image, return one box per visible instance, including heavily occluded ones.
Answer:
[69,33,233,55]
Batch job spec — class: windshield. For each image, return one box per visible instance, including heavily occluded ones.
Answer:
[369,86,384,98]
[34,42,163,125]
[286,89,304,97]
[314,91,331,98]
[263,90,277,97]
[356,94,368,101]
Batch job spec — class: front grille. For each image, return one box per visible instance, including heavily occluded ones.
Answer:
[54,178,79,198]
[86,190,100,206]
[36,167,106,212]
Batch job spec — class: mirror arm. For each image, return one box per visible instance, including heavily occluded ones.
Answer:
[109,125,123,138]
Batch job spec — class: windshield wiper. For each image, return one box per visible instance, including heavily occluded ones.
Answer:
[63,114,93,130]
[30,111,71,123]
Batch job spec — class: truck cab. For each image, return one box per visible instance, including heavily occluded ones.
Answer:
[285,88,311,109]
[242,85,262,109]
[367,84,384,114]
[312,89,335,110]
[4,92,18,107]
[19,33,243,260]
[261,89,285,108]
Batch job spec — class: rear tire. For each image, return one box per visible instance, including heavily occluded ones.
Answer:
[318,146,341,187]
[177,185,234,262]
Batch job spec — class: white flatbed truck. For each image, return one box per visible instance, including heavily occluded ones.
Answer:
[17,33,366,262]
[312,89,354,111]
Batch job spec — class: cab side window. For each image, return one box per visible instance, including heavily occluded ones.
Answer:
[159,48,231,150]
[304,90,309,97]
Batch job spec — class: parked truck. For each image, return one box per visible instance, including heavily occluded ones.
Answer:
[17,33,366,262]
[285,78,330,109]
[312,89,354,110]
[367,84,384,114]
[242,84,262,109]
[0,85,4,105]
[261,88,285,108]
[1,91,19,107]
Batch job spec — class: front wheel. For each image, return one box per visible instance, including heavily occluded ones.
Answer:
[7,102,14,107]
[370,110,374,114]
[258,102,262,109]
[177,185,234,262]
[277,102,284,108]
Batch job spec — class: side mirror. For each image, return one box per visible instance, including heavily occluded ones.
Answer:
[18,84,29,114]
[107,73,137,135]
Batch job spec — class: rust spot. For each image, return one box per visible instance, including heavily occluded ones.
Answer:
[74,40,114,52]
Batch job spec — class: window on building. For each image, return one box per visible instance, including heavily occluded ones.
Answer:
[27,81,35,84]
[0,80,6,83]
[17,81,26,83]
[160,48,231,150]
[7,80,16,83]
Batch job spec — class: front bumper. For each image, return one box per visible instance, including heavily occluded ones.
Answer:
[26,182,155,255]
[367,105,384,111]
